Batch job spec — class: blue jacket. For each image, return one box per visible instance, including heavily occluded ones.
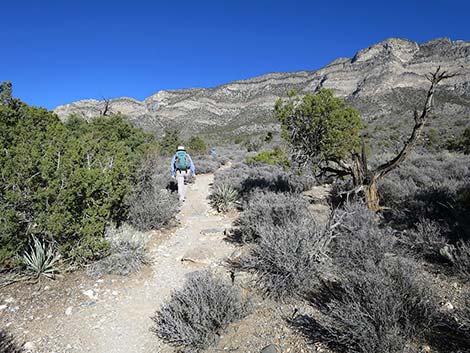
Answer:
[171,152,195,177]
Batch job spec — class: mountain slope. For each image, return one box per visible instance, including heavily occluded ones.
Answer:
[54,37,470,142]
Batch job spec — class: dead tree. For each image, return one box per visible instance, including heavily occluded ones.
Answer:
[348,66,455,211]
[99,97,111,116]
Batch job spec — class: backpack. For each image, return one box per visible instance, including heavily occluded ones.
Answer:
[175,150,188,170]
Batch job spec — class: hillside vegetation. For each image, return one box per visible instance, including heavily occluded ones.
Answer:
[0,83,157,268]
[155,82,470,352]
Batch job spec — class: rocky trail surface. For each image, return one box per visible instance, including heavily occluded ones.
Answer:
[0,173,236,353]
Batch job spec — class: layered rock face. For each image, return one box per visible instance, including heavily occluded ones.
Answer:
[54,38,470,139]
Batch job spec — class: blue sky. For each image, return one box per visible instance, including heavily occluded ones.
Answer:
[2,0,469,109]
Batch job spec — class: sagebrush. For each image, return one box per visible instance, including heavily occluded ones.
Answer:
[235,191,312,243]
[151,271,249,351]
[292,203,441,353]
[304,257,439,353]
[236,219,330,300]
[213,162,314,200]
[127,187,179,231]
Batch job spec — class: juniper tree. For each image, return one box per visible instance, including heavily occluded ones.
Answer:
[276,67,454,211]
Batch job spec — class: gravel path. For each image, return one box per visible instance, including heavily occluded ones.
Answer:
[17,173,235,353]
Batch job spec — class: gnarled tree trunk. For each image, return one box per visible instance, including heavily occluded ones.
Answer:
[352,67,454,211]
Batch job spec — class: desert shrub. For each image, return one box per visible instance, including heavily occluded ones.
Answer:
[210,183,239,212]
[160,129,183,156]
[192,155,223,174]
[213,162,251,191]
[455,290,470,334]
[186,136,207,155]
[134,150,173,191]
[0,93,154,266]
[447,127,470,154]
[127,151,179,231]
[304,256,439,353]
[213,163,313,200]
[151,271,249,351]
[127,187,179,231]
[87,239,149,277]
[378,152,470,239]
[236,192,312,243]
[440,241,470,280]
[236,219,331,300]
[399,219,447,262]
[87,224,150,278]
[329,202,396,271]
[246,148,290,168]
[244,137,263,152]
[0,330,23,353]
[292,203,440,352]
[240,164,313,195]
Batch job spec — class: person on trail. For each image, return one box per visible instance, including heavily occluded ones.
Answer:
[171,146,196,202]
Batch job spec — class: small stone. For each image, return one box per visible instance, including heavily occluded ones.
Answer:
[82,289,97,300]
[5,297,14,303]
[0,304,7,310]
[43,285,50,290]
[112,291,118,296]
[443,301,454,310]
[65,306,73,316]
[23,342,37,352]
[261,344,279,353]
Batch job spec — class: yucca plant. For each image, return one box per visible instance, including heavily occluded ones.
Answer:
[210,183,239,212]
[22,236,60,279]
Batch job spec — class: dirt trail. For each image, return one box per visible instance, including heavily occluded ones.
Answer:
[24,173,235,353]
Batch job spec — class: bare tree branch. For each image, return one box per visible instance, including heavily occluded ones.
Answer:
[100,97,111,116]
[371,66,455,181]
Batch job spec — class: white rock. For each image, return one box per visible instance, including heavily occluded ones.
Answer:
[0,304,7,310]
[5,297,14,303]
[82,289,97,300]
[112,291,118,296]
[65,306,73,316]
[444,301,454,310]
[23,341,37,352]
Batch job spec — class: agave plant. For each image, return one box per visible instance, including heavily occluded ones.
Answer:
[22,236,60,279]
[210,183,239,213]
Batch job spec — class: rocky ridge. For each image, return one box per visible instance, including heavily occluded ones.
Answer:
[54,38,470,140]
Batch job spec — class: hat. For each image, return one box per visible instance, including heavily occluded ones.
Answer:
[177,145,185,151]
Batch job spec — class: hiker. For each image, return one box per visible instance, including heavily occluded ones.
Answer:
[171,146,196,202]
